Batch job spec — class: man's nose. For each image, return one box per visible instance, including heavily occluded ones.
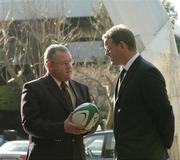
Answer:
[66,64,72,68]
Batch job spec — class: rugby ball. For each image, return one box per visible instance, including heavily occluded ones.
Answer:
[72,103,99,130]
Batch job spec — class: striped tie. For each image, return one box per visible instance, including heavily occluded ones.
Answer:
[119,69,126,82]
[61,82,73,108]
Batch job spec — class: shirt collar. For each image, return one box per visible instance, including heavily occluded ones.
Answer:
[122,52,140,71]
[51,75,69,87]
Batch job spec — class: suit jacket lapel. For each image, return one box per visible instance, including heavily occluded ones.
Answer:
[117,56,142,100]
[43,74,73,113]
[69,80,82,108]
[115,77,120,100]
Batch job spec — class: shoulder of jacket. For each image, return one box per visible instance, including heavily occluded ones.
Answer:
[71,80,88,88]
[23,76,44,87]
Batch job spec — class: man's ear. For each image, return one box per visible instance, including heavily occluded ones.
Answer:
[46,61,53,71]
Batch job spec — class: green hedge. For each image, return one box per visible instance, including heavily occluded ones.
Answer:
[0,85,21,110]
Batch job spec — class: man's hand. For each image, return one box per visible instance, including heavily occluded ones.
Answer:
[64,113,89,135]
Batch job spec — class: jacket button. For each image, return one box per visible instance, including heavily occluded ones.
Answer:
[118,109,120,112]
[72,138,75,142]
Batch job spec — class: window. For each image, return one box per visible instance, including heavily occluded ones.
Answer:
[84,135,104,158]
[104,133,115,158]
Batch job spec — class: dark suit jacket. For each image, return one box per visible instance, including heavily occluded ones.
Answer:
[114,56,174,160]
[21,74,91,160]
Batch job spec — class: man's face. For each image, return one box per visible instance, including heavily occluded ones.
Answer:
[48,51,74,81]
[104,38,124,66]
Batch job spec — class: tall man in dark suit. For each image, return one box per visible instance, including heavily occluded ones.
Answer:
[21,44,91,160]
[102,24,174,160]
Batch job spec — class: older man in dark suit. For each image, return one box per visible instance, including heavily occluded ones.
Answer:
[102,24,174,160]
[21,44,91,160]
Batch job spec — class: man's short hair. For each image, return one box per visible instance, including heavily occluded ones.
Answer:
[102,24,136,50]
[44,44,70,64]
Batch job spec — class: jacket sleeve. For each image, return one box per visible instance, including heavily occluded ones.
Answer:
[21,82,65,139]
[141,68,174,148]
